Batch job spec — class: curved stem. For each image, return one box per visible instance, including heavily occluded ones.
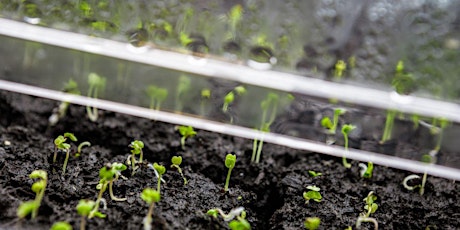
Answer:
[89,182,107,219]
[157,176,162,194]
[109,177,127,201]
[62,149,70,176]
[224,168,233,192]
[31,179,46,219]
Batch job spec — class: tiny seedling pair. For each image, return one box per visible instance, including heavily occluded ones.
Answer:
[17,170,47,219]
[53,132,91,176]
[207,207,250,230]
[356,191,379,230]
[303,185,322,204]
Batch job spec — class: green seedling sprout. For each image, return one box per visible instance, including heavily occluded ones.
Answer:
[89,162,127,219]
[229,212,251,230]
[175,75,191,111]
[303,186,322,204]
[359,162,374,179]
[77,199,97,230]
[153,163,166,193]
[321,108,346,134]
[334,60,346,80]
[224,154,236,192]
[431,117,449,153]
[75,141,91,158]
[308,170,322,177]
[128,140,144,176]
[207,207,245,222]
[380,110,396,144]
[53,132,77,176]
[49,79,81,126]
[200,88,211,116]
[356,191,379,230]
[225,4,244,41]
[222,85,246,113]
[341,124,355,168]
[17,170,47,219]
[171,156,188,185]
[402,154,434,196]
[178,125,197,149]
[252,93,279,163]
[86,73,106,122]
[141,188,161,230]
[146,85,168,110]
[304,217,321,230]
[50,221,72,230]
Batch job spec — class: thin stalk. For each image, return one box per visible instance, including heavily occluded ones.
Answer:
[157,176,162,194]
[109,175,126,201]
[53,147,58,163]
[131,153,136,176]
[62,149,70,176]
[86,85,98,122]
[343,134,351,168]
[80,216,86,230]
[420,171,427,195]
[139,150,144,163]
[89,182,107,219]
[380,110,396,143]
[31,181,46,219]
[435,129,444,152]
[251,139,258,162]
[224,167,233,192]
[144,202,155,230]
[356,216,378,230]
[255,136,264,164]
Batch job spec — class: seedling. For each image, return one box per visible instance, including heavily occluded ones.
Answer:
[229,212,251,230]
[175,75,191,111]
[308,170,322,177]
[431,117,449,153]
[224,154,236,192]
[141,188,161,230]
[77,199,98,230]
[200,88,211,116]
[49,79,81,126]
[17,170,47,219]
[356,191,379,230]
[359,162,374,179]
[304,217,321,230]
[86,72,106,122]
[178,125,196,149]
[222,85,246,113]
[89,162,127,219]
[303,185,322,204]
[50,221,72,230]
[252,93,279,163]
[128,140,144,176]
[402,154,434,196]
[380,110,396,144]
[171,156,187,185]
[320,108,346,134]
[341,124,355,168]
[334,60,346,80]
[146,85,168,110]
[75,141,91,158]
[53,133,90,176]
[206,207,245,222]
[153,163,166,193]
[225,4,244,41]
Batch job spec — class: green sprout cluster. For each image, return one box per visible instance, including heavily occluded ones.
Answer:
[49,79,81,126]
[141,188,161,230]
[171,156,188,185]
[356,191,379,230]
[17,170,47,219]
[128,140,144,176]
[77,199,97,230]
[321,108,345,135]
[303,185,322,204]
[207,207,250,230]
[53,133,91,176]
[86,72,106,122]
[178,125,197,149]
[146,85,168,110]
[223,85,246,113]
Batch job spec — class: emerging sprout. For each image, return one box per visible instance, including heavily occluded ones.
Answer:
[86,73,106,122]
[356,191,379,230]
[89,162,127,219]
[380,110,396,144]
[224,154,236,192]
[128,140,144,176]
[334,60,347,79]
[146,85,168,110]
[402,154,434,196]
[75,141,91,158]
[303,186,322,204]
[304,217,321,230]
[321,108,346,135]
[178,126,197,149]
[222,85,246,113]
[141,188,161,230]
[77,199,97,230]
[200,88,211,116]
[341,124,355,168]
[49,79,81,126]
[53,133,90,176]
[50,221,73,230]
[171,156,188,185]
[175,75,191,111]
[308,170,322,177]
[17,170,47,219]
[153,163,166,193]
[225,4,244,41]
[206,207,245,222]
[359,162,374,179]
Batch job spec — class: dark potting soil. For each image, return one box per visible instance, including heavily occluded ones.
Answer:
[0,91,459,230]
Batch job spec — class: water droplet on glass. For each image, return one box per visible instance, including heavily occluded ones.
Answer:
[247,46,276,70]
[390,91,414,105]
[23,16,41,25]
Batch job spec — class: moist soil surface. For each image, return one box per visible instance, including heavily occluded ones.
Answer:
[0,91,459,230]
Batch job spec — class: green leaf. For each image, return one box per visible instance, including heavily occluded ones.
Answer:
[304,217,321,230]
[54,135,66,146]
[112,162,127,171]
[225,154,236,169]
[76,199,95,217]
[341,124,356,135]
[206,209,218,218]
[229,219,251,230]
[50,221,72,230]
[93,211,106,218]
[99,165,115,181]
[141,188,161,204]
[31,180,46,193]
[30,170,47,180]
[306,185,320,192]
[303,191,322,202]
[308,170,322,177]
[234,86,246,96]
[171,156,182,166]
[201,89,211,99]
[17,201,38,218]
[178,126,197,138]
[320,117,333,129]
[153,163,166,175]
[64,132,77,142]
[224,91,235,104]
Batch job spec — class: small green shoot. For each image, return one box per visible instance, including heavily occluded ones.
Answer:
[402,154,434,196]
[128,140,144,176]
[341,124,355,168]
[321,108,345,134]
[175,75,191,111]
[146,85,168,110]
[303,186,322,204]
[225,4,244,41]
[200,88,211,116]
[49,79,81,126]
[77,199,97,230]
[334,60,346,80]
[89,162,127,219]
[206,207,245,222]
[141,188,161,230]
[86,73,106,122]
[380,110,396,144]
[359,162,374,179]
[222,85,246,113]
[224,154,236,192]
[308,170,322,177]
[50,221,72,230]
[153,163,166,193]
[356,191,379,230]
[171,156,188,185]
[17,170,47,219]
[178,126,196,149]
[75,141,91,158]
[304,217,320,230]
[53,133,90,175]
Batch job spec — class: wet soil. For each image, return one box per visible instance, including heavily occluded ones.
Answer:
[0,91,459,230]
